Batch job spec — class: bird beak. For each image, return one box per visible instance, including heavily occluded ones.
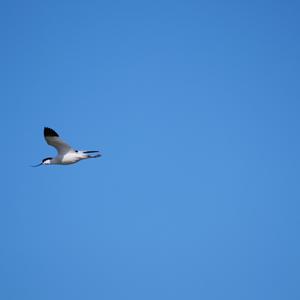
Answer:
[31,162,43,167]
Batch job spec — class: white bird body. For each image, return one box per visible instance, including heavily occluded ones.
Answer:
[49,152,84,165]
[33,127,101,167]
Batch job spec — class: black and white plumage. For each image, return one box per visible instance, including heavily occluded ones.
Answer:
[32,127,101,167]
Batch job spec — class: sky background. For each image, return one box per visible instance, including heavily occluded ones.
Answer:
[1,1,300,299]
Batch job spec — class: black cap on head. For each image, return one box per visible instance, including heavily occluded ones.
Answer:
[42,157,53,163]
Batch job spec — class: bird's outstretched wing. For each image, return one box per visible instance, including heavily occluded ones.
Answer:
[44,127,73,155]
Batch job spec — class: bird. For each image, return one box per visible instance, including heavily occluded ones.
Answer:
[32,127,101,167]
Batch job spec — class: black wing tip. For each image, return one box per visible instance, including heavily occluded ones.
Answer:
[44,127,59,137]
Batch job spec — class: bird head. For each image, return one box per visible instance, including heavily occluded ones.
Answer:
[32,157,53,167]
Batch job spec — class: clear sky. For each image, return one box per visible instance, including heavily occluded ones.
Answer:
[1,1,300,299]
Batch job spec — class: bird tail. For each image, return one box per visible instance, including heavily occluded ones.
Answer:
[83,150,100,154]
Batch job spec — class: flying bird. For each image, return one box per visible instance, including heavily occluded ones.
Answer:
[32,127,101,167]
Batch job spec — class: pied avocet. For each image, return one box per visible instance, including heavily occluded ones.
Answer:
[32,127,101,167]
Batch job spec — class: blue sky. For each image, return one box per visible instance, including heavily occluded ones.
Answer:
[1,1,300,299]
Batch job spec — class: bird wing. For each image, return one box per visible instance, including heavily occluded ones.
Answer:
[44,127,74,155]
